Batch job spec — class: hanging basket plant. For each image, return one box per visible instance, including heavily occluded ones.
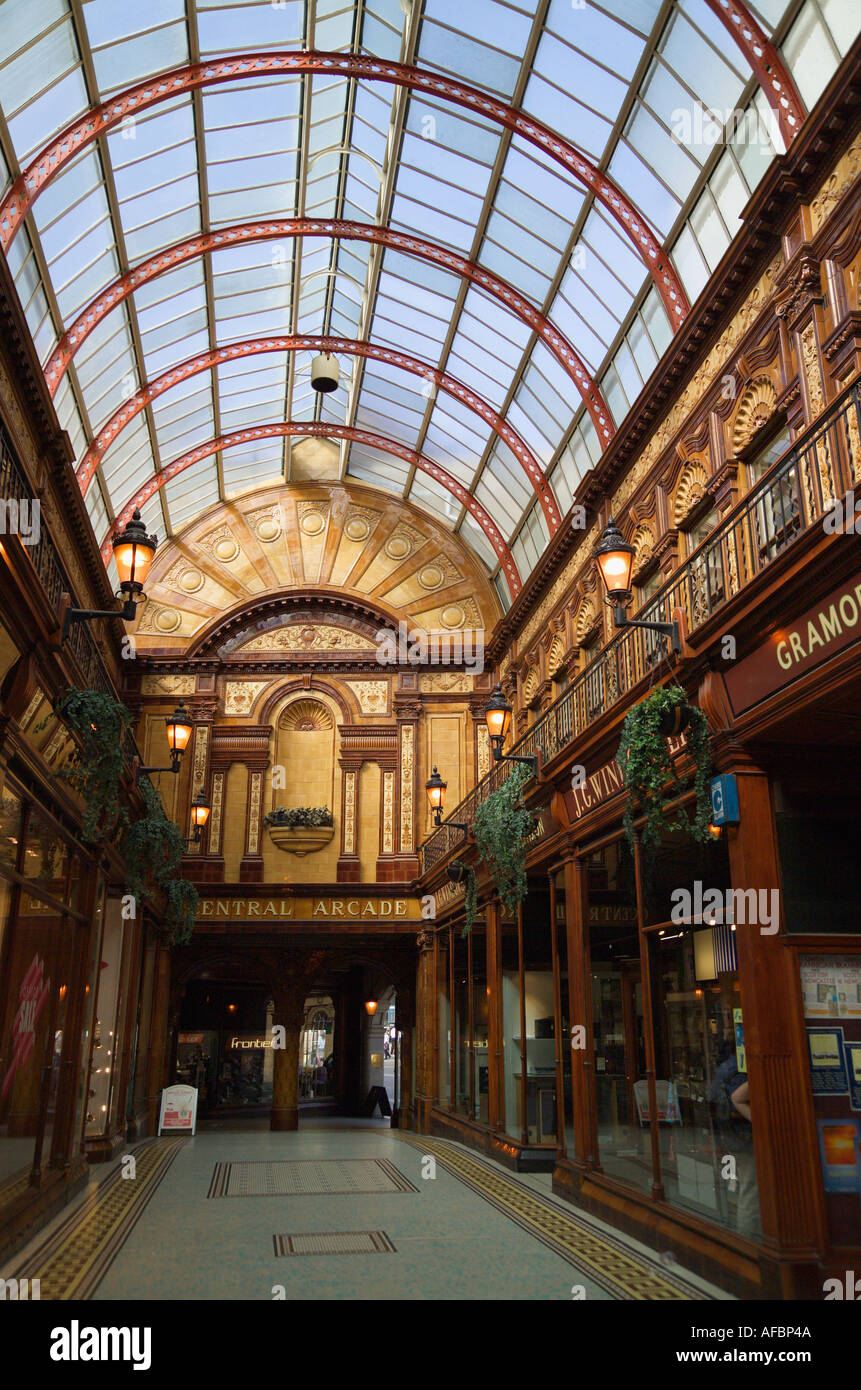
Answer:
[40,688,134,842]
[122,777,198,946]
[616,684,712,871]
[473,762,535,920]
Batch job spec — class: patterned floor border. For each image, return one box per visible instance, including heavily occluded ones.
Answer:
[207,1156,417,1198]
[2,1138,188,1301]
[273,1230,397,1256]
[396,1134,710,1301]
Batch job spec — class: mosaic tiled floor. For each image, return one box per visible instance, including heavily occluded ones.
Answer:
[273,1230,396,1256]
[0,1124,725,1300]
[208,1157,417,1198]
[396,1135,706,1301]
[2,1138,186,1301]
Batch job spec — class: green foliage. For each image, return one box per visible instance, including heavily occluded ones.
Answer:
[263,806,333,828]
[473,762,535,919]
[122,777,198,946]
[43,688,133,842]
[463,863,478,936]
[616,684,712,875]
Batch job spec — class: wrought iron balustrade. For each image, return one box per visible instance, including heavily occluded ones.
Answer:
[419,380,861,875]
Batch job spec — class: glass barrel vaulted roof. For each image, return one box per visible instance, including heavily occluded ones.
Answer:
[0,0,857,607]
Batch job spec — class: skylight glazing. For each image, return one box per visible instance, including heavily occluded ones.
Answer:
[0,0,857,607]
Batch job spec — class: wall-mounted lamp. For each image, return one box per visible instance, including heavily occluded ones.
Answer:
[425,767,468,832]
[594,516,680,657]
[134,700,194,782]
[186,791,211,845]
[484,685,538,776]
[60,511,157,642]
[365,999,378,1016]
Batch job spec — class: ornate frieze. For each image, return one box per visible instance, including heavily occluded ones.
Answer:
[399,723,414,855]
[223,680,269,716]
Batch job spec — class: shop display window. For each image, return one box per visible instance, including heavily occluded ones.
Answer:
[471,929,489,1125]
[453,933,469,1116]
[0,784,96,1191]
[437,934,449,1107]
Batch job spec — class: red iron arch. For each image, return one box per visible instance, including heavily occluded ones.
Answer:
[78,335,562,533]
[102,420,523,598]
[0,52,689,325]
[44,217,614,445]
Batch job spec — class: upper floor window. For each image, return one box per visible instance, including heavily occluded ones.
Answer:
[636,567,663,612]
[745,423,792,489]
[684,504,719,557]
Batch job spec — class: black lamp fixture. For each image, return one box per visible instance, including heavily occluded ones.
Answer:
[594,516,680,657]
[61,510,157,641]
[484,685,538,776]
[134,700,194,782]
[186,791,211,845]
[425,767,468,832]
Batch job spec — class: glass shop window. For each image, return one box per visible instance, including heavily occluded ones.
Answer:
[648,923,761,1241]
[502,897,558,1148]
[453,933,469,1117]
[437,934,449,1108]
[471,928,489,1125]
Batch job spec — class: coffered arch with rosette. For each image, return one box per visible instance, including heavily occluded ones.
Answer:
[0,0,830,610]
[130,479,500,656]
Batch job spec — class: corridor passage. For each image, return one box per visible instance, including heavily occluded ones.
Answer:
[2,1122,725,1302]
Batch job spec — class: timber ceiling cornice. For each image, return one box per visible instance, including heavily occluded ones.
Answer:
[487,46,861,660]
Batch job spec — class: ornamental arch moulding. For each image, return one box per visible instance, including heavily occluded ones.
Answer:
[573,595,599,647]
[731,375,779,454]
[258,677,354,730]
[547,633,567,678]
[672,460,710,528]
[630,522,657,578]
[522,666,541,708]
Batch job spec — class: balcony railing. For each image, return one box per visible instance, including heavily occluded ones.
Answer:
[419,379,861,874]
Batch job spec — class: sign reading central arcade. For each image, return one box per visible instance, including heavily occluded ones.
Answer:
[195,894,420,925]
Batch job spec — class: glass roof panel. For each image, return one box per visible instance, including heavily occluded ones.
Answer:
[0,0,856,578]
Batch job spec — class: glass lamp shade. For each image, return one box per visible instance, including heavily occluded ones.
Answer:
[365,1000,378,1016]
[165,700,193,754]
[425,766,447,812]
[595,516,636,601]
[485,684,512,743]
[190,793,210,829]
[112,510,157,590]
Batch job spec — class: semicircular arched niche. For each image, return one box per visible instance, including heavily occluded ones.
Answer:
[732,375,778,454]
[269,695,338,866]
[672,460,710,527]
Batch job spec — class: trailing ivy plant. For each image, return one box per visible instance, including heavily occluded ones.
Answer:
[263,806,333,828]
[39,688,133,843]
[463,862,478,936]
[472,762,535,920]
[122,777,198,946]
[616,684,712,880]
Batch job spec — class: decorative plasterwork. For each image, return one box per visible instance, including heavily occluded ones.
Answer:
[141,674,195,696]
[547,634,567,675]
[732,375,779,453]
[630,522,657,575]
[342,770,356,856]
[208,771,224,855]
[236,625,378,654]
[344,681,389,715]
[382,771,395,855]
[247,772,263,856]
[672,461,710,526]
[573,596,598,646]
[223,680,269,716]
[522,667,541,706]
[399,724,414,855]
[419,672,472,693]
[279,699,334,731]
